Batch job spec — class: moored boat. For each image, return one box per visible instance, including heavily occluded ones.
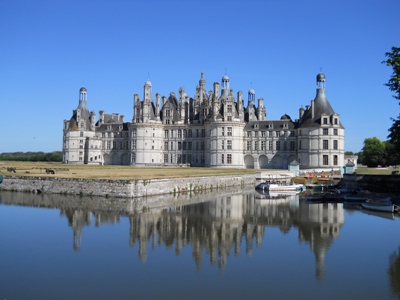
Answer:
[255,180,305,192]
[0,175,3,184]
[361,201,394,213]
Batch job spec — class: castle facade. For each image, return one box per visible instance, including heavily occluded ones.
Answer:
[63,72,344,169]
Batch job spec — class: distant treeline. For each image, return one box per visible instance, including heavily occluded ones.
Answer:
[0,151,62,162]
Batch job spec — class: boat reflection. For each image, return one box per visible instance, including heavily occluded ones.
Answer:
[0,189,344,279]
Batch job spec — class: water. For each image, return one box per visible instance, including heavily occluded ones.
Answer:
[0,189,399,300]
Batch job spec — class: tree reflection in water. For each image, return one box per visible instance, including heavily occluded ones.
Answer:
[389,247,400,298]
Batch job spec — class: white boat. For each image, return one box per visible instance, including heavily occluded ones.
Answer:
[255,180,305,192]
[361,201,394,213]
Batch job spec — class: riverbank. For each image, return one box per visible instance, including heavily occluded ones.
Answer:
[0,174,256,198]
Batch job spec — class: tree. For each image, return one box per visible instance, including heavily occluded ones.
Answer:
[362,137,385,167]
[383,47,400,151]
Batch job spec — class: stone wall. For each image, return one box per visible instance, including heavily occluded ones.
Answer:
[340,174,400,194]
[0,175,256,199]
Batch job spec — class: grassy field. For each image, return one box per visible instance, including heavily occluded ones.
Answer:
[0,161,257,180]
[355,166,399,175]
[1,161,398,180]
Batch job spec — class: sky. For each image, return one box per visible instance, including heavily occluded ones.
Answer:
[1,0,399,153]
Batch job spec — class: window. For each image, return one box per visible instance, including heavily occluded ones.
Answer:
[221,127,225,136]
[269,131,273,137]
[247,141,251,151]
[227,104,232,113]
[334,118,338,125]
[107,141,111,149]
[221,140,225,150]
[227,116,232,121]
[269,141,273,151]
[275,131,280,137]
[227,154,232,164]
[227,140,232,150]
[276,141,280,151]
[323,155,329,165]
[170,130,174,138]
[323,128,328,135]
[164,141,168,150]
[196,142,199,150]
[113,141,116,149]
[165,130,169,138]
[221,154,224,164]
[261,131,266,137]
[254,141,258,151]
[201,129,205,137]
[290,131,295,137]
[290,141,295,151]
[80,132,83,137]
[164,154,168,163]
[261,141,266,151]
[283,141,287,150]
[183,142,186,150]
[183,129,187,137]
[102,132,105,138]
[170,142,174,150]
[334,129,338,135]
[188,142,192,150]
[201,141,205,150]
[165,110,170,117]
[178,130,182,138]
[178,142,182,150]
[323,140,328,149]
[323,118,328,124]
[196,129,199,137]
[334,155,338,165]
[299,140,302,150]
[333,140,338,150]
[247,131,252,137]
[227,127,232,136]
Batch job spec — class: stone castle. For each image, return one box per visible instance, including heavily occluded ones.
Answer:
[63,71,344,169]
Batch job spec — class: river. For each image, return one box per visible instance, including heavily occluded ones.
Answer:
[0,189,399,299]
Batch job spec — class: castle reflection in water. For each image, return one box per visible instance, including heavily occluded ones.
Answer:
[1,189,344,279]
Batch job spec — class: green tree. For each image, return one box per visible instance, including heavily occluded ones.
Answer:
[383,47,400,151]
[362,137,385,167]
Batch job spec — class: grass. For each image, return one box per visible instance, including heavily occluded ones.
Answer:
[354,166,399,175]
[0,161,257,180]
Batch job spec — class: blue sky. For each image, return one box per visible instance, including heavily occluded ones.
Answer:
[1,0,399,153]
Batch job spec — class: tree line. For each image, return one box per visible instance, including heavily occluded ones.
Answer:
[352,138,400,167]
[354,47,400,167]
[0,151,62,162]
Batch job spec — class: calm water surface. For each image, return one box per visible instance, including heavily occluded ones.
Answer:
[0,189,399,300]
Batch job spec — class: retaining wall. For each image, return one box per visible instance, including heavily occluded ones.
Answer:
[340,174,400,194]
[0,175,256,198]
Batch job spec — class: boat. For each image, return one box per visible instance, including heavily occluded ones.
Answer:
[0,175,3,184]
[361,200,394,213]
[343,194,371,202]
[255,180,305,192]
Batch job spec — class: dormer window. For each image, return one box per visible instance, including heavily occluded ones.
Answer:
[323,117,328,125]
[268,123,273,129]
